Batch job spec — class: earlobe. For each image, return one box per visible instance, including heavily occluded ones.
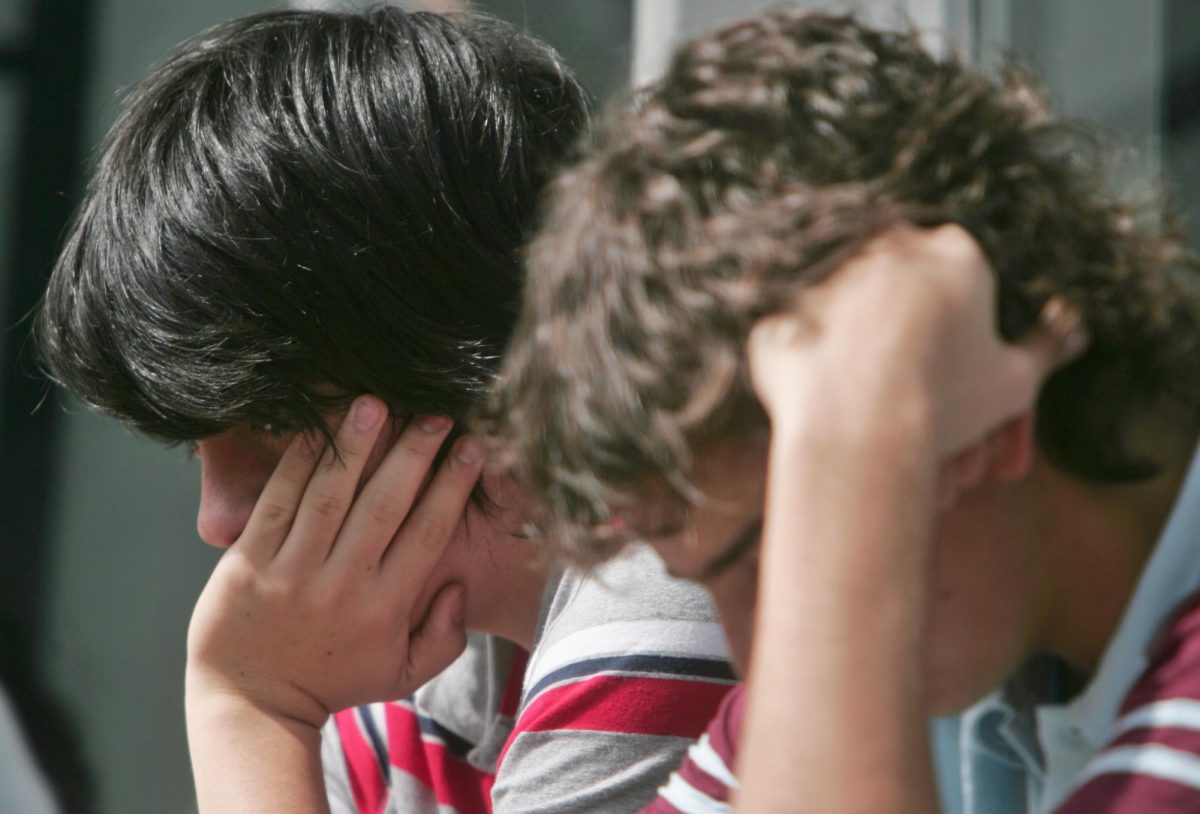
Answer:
[989,412,1035,481]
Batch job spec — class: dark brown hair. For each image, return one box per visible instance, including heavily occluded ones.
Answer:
[488,9,1200,562]
[37,7,587,447]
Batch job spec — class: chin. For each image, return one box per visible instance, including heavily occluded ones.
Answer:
[924,663,1004,716]
[926,691,979,717]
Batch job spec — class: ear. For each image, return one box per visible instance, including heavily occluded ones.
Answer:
[987,412,1035,482]
[1023,297,1089,374]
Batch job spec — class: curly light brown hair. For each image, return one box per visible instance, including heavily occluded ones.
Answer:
[487,8,1200,562]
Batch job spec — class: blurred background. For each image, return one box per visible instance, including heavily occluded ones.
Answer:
[0,0,1195,811]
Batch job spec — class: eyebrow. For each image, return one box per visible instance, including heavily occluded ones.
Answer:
[670,517,763,583]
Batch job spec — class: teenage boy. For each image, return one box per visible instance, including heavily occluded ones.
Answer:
[491,9,1200,812]
[36,8,733,813]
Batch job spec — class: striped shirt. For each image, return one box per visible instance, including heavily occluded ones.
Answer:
[641,590,1200,814]
[645,443,1200,814]
[639,683,743,814]
[1056,590,1200,811]
[958,443,1200,814]
[636,597,1200,814]
[323,546,736,813]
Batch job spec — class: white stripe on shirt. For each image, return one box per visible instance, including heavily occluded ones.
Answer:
[658,772,734,814]
[688,734,740,790]
[1073,744,1200,792]
[525,620,728,690]
[1112,699,1200,737]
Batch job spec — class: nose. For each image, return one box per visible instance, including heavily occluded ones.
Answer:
[194,427,284,548]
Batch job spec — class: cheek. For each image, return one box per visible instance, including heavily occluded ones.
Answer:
[417,503,531,631]
[923,500,1038,713]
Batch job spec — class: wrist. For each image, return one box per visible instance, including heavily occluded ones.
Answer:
[767,377,937,459]
[185,664,329,732]
[186,683,325,747]
[186,671,329,814]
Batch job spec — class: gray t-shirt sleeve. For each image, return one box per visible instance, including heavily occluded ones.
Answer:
[491,546,735,813]
[496,729,694,812]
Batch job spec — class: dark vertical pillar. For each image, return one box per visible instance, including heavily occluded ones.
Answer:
[1165,0,1200,249]
[0,0,95,810]
[0,0,93,647]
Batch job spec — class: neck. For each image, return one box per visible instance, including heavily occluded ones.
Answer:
[474,552,548,651]
[1035,434,1197,675]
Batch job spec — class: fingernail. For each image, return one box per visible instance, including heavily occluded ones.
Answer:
[455,437,484,466]
[354,398,385,431]
[417,415,451,434]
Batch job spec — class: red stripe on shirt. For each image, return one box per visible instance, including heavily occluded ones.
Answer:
[1110,722,1200,756]
[1054,591,1200,812]
[334,710,388,814]
[1056,770,1200,813]
[638,684,746,814]
[1121,591,1200,714]
[676,751,735,802]
[1122,668,1200,716]
[519,676,731,738]
[498,676,731,773]
[383,703,492,814]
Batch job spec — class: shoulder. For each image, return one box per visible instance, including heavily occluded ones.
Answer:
[490,548,737,812]
[520,545,735,737]
[1057,590,1200,812]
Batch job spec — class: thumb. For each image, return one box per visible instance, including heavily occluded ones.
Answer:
[403,584,468,691]
[987,412,1035,482]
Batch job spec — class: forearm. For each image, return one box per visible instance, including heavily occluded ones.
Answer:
[735,408,940,813]
[186,676,331,814]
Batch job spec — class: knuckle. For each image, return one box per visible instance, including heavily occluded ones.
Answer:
[309,490,346,518]
[363,492,400,526]
[931,223,983,263]
[309,577,348,610]
[217,553,260,592]
[408,515,452,551]
[260,573,302,605]
[255,501,292,529]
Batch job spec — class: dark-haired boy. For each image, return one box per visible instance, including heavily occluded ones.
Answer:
[36,8,733,813]
[493,9,1200,812]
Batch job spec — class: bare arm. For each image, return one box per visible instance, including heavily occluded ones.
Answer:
[737,399,940,812]
[734,225,1081,812]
